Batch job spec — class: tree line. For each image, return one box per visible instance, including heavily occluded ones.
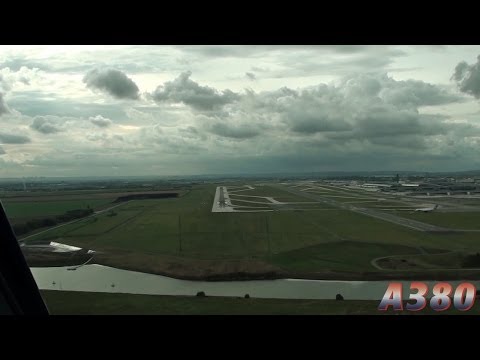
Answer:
[13,208,94,236]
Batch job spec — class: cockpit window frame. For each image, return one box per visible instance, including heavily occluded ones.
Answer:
[0,201,49,315]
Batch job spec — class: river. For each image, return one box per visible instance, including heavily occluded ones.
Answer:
[30,264,480,300]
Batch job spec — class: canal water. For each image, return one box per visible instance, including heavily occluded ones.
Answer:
[31,264,480,300]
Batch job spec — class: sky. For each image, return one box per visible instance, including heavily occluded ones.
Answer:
[1,45,480,177]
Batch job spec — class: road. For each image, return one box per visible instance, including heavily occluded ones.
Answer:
[19,200,133,241]
[273,184,451,232]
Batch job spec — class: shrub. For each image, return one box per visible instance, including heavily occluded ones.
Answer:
[462,253,480,268]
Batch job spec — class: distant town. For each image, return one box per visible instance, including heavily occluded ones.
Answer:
[1,170,479,195]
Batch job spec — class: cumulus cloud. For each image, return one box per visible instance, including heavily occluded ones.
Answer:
[0,66,42,90]
[452,55,480,98]
[30,116,63,134]
[252,73,462,142]
[290,114,352,133]
[379,80,462,107]
[0,57,51,71]
[0,132,31,144]
[151,71,240,111]
[2,45,479,176]
[162,72,463,156]
[89,115,112,127]
[0,75,6,91]
[83,68,139,100]
[0,74,9,115]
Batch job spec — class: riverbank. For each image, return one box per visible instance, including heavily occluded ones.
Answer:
[26,249,480,281]
[41,290,480,315]
[92,251,480,281]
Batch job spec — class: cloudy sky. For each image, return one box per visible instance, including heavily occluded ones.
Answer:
[1,45,480,177]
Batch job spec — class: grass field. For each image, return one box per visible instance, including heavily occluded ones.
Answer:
[40,291,480,315]
[17,183,480,278]
[27,194,446,259]
[267,241,422,272]
[3,198,114,219]
[229,185,312,202]
[2,189,185,220]
[376,251,466,270]
[392,211,480,230]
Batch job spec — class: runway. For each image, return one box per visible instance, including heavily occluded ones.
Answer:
[274,184,451,232]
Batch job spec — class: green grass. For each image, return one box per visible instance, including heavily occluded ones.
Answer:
[40,291,480,315]
[312,196,373,203]
[377,251,476,270]
[231,185,312,202]
[3,198,114,219]
[1,188,187,199]
[66,210,143,236]
[393,211,480,230]
[267,241,422,272]
[19,184,480,276]
[359,201,414,208]
[230,206,272,211]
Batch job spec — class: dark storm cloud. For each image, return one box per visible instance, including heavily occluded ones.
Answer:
[352,107,444,138]
[367,134,428,149]
[379,79,462,107]
[83,68,140,100]
[442,121,480,137]
[288,110,353,134]
[245,72,256,81]
[0,132,31,144]
[237,73,461,146]
[452,55,480,98]
[151,71,240,111]
[30,116,62,134]
[0,92,8,115]
[207,123,259,139]
[89,115,112,127]
[291,119,351,133]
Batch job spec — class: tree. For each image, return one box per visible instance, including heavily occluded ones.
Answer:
[196,291,206,297]
[336,293,344,301]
